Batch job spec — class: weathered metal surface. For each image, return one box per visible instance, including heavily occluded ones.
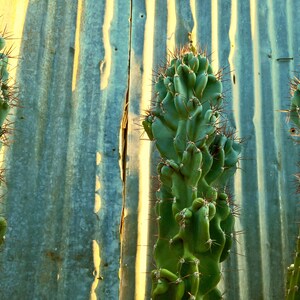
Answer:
[0,0,131,299]
[0,0,299,300]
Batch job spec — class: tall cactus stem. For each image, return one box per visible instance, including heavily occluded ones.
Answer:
[144,44,241,299]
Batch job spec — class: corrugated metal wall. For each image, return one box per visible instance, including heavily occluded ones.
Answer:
[0,1,299,299]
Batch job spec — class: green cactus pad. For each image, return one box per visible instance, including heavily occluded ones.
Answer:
[144,45,241,299]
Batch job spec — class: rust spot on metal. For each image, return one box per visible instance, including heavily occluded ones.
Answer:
[45,250,63,262]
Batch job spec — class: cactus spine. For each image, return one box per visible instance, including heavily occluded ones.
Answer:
[143,45,241,299]
[285,78,300,300]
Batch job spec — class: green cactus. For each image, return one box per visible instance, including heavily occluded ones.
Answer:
[285,77,300,300]
[0,35,12,247]
[0,216,7,247]
[289,79,300,132]
[143,45,241,299]
[286,229,300,300]
[288,79,300,195]
[0,35,11,144]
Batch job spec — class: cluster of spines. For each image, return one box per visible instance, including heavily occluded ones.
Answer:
[143,45,241,299]
[285,77,300,299]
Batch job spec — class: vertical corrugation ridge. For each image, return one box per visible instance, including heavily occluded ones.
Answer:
[190,0,197,45]
[60,0,100,298]
[251,0,270,297]
[36,1,79,297]
[217,1,241,298]
[284,0,296,249]
[227,1,246,299]
[231,1,265,299]
[118,0,133,299]
[211,0,219,71]
[270,0,296,298]
[268,2,299,300]
[119,0,143,299]
[136,0,155,297]
[96,0,131,298]
[144,1,169,298]
[285,0,300,269]
[167,0,176,51]
[0,1,81,298]
[174,0,193,46]
[100,0,114,91]
[195,1,212,52]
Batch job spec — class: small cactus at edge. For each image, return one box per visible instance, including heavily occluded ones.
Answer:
[285,77,300,300]
[0,34,14,247]
[143,45,241,299]
[0,216,7,247]
[286,229,300,300]
[0,37,9,121]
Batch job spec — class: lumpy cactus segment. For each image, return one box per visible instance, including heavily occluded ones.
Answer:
[143,46,241,299]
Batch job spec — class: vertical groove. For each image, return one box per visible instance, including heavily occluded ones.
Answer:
[120,0,143,299]
[284,0,299,270]
[211,0,219,71]
[167,0,176,51]
[71,0,83,91]
[250,0,270,297]
[144,1,169,298]
[190,0,197,45]
[267,1,296,299]
[100,0,114,91]
[228,1,246,299]
[136,0,155,298]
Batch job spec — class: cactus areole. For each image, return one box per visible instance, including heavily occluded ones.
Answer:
[143,46,241,299]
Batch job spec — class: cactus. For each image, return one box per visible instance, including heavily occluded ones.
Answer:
[0,36,9,122]
[288,78,300,133]
[0,216,7,247]
[143,45,241,299]
[0,34,14,247]
[286,229,300,300]
[285,77,300,300]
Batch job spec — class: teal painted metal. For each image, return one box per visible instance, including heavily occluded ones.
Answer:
[0,0,299,299]
[0,0,131,299]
